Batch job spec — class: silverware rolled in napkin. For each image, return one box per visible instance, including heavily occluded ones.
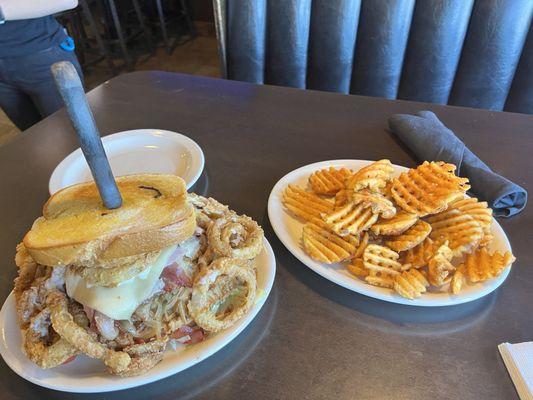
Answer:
[388,111,527,217]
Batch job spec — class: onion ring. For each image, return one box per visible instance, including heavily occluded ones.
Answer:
[207,215,264,260]
[14,243,39,304]
[188,193,230,217]
[22,308,79,368]
[48,290,169,375]
[114,352,164,377]
[188,193,232,229]
[14,249,62,328]
[47,290,132,374]
[71,251,160,287]
[188,257,256,332]
[197,245,215,269]
[14,248,78,368]
[69,250,162,270]
[114,339,168,377]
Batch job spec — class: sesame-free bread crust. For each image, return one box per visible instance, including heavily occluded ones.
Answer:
[23,174,196,266]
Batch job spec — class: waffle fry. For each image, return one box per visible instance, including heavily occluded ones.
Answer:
[302,222,360,264]
[401,237,435,268]
[346,231,371,278]
[385,220,431,252]
[383,181,394,201]
[349,190,396,219]
[478,232,494,248]
[363,244,404,276]
[335,189,349,208]
[309,167,351,195]
[345,159,394,193]
[365,274,395,288]
[449,197,492,229]
[371,212,418,236]
[354,232,369,259]
[427,209,483,257]
[427,242,455,286]
[391,161,470,217]
[283,185,334,222]
[394,269,429,299]
[449,197,493,246]
[462,248,515,283]
[322,202,378,236]
[450,265,466,294]
[347,258,368,277]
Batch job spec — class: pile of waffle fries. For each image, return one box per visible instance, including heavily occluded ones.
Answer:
[282,160,515,300]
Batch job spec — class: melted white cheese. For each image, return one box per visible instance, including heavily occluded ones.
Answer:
[65,244,177,320]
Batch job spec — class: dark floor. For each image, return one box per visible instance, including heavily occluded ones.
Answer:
[0,33,220,146]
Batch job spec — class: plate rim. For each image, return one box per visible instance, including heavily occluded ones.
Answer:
[48,129,205,195]
[0,238,276,393]
[267,159,513,307]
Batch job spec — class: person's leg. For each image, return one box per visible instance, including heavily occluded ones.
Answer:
[14,46,84,118]
[0,80,42,131]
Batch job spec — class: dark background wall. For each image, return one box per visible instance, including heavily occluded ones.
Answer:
[188,0,214,22]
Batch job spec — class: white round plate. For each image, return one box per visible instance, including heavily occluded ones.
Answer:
[49,129,205,194]
[0,239,275,393]
[267,159,514,307]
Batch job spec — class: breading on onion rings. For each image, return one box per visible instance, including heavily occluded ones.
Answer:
[188,193,232,229]
[14,243,40,304]
[188,193,230,217]
[47,290,132,374]
[69,250,163,270]
[22,308,79,368]
[208,215,264,260]
[14,248,64,328]
[197,245,215,269]
[115,339,168,377]
[72,251,160,287]
[188,257,256,332]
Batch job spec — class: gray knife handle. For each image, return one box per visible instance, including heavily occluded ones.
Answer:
[51,61,122,209]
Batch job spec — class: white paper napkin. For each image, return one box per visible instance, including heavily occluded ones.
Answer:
[499,342,533,400]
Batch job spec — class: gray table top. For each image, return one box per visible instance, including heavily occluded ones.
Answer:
[0,71,531,400]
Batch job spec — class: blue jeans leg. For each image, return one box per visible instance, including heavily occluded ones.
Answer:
[0,45,84,131]
[0,80,42,131]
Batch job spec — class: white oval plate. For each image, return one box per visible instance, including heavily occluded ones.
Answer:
[267,159,514,307]
[49,129,205,194]
[0,239,275,393]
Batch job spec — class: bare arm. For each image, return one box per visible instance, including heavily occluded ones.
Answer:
[1,0,78,21]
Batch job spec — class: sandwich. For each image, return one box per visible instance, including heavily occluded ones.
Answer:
[14,174,264,376]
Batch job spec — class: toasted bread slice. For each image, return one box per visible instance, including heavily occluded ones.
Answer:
[23,174,196,266]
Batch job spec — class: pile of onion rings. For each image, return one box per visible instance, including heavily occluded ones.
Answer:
[14,245,80,368]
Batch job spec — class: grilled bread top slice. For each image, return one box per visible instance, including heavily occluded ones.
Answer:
[23,174,196,266]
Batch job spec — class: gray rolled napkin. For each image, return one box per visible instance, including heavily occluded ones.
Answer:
[388,111,527,217]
